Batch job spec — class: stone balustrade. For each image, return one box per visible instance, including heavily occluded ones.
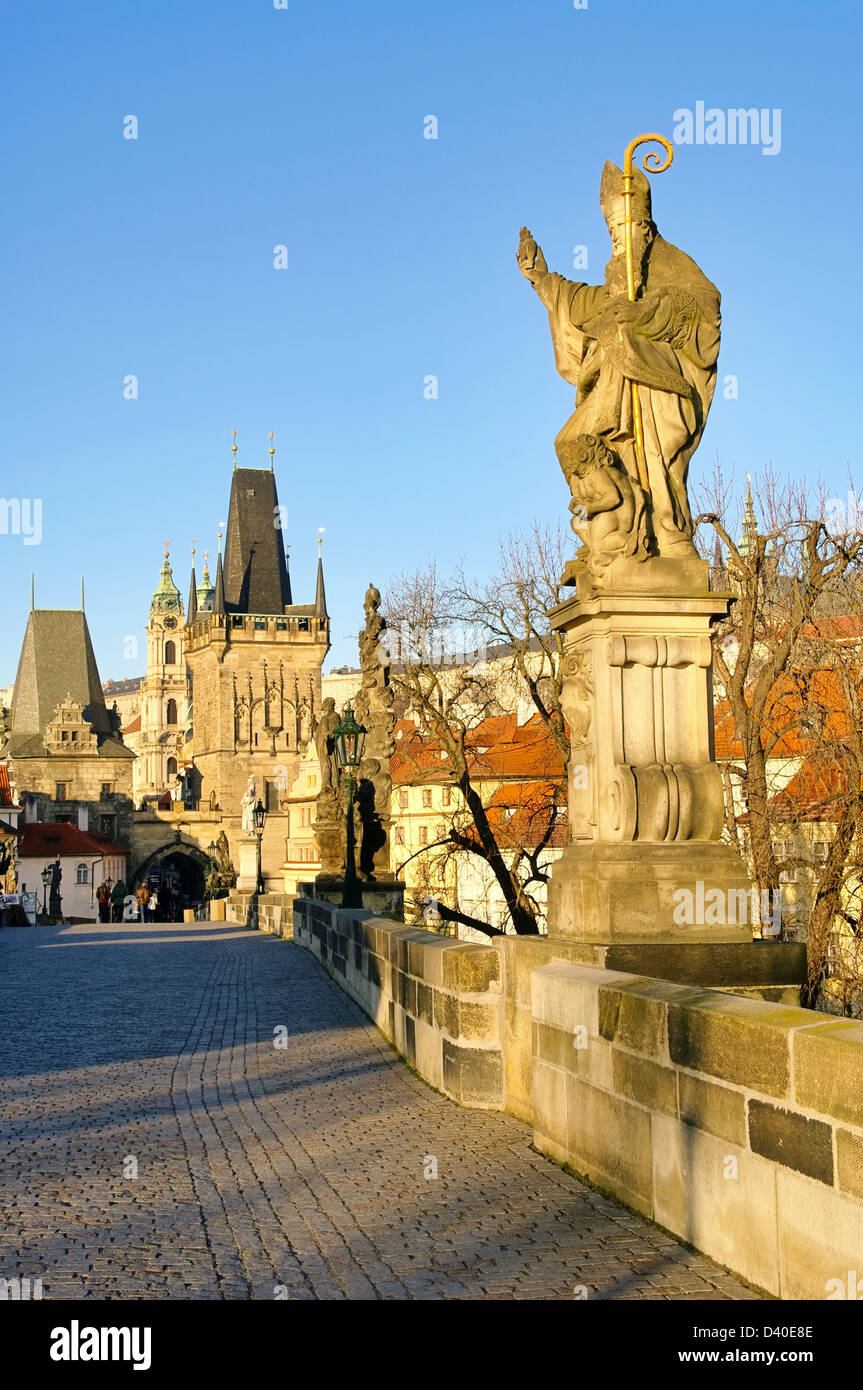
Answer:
[292,894,863,1299]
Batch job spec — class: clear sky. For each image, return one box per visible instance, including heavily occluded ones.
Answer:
[1,0,860,684]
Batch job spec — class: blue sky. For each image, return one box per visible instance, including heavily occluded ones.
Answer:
[2,0,860,683]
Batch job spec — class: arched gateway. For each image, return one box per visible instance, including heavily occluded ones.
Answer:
[130,842,211,908]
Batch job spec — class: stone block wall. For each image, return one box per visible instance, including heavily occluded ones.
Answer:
[226,891,293,937]
[293,897,504,1107]
[291,896,863,1297]
[531,963,863,1300]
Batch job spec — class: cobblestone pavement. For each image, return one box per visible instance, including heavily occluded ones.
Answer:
[0,921,761,1301]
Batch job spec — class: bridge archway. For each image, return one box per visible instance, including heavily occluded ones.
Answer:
[131,842,211,911]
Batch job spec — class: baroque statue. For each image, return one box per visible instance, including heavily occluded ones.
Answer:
[240,776,257,836]
[518,135,720,589]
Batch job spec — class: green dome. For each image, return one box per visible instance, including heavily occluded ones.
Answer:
[151,551,182,615]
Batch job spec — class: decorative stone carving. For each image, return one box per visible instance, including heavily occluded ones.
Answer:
[518,148,721,588]
[43,695,99,757]
[353,583,396,881]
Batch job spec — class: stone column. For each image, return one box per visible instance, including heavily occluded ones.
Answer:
[549,571,754,943]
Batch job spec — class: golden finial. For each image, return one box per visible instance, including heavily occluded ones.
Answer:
[231,429,238,470]
[218,527,223,554]
[163,539,170,559]
[318,526,325,554]
[191,538,197,559]
[268,431,275,470]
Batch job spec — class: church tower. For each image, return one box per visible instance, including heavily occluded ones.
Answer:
[137,544,190,801]
[184,437,329,885]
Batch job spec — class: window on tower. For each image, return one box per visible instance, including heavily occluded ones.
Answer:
[166,699,178,725]
[164,639,176,665]
[167,757,178,777]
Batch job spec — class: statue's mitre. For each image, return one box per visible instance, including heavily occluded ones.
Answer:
[599,160,652,222]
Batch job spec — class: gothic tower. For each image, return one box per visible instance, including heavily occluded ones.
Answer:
[137,545,190,800]
[184,444,329,884]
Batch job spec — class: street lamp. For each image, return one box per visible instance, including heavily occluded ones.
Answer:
[333,704,367,909]
[253,799,266,896]
[40,864,52,921]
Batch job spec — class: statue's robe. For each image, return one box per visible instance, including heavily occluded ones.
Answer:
[535,236,720,552]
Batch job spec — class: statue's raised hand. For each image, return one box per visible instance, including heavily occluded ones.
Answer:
[517,226,548,284]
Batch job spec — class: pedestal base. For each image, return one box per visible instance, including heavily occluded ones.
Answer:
[542,936,806,991]
[237,839,259,892]
[548,841,758,943]
[301,877,405,921]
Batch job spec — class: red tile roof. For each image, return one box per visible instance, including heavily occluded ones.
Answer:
[713,668,855,760]
[391,714,566,785]
[484,782,568,848]
[17,822,128,859]
[123,715,142,734]
[0,763,13,807]
[768,757,860,823]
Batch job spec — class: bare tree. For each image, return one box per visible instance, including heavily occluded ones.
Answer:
[385,528,570,938]
[696,461,863,1005]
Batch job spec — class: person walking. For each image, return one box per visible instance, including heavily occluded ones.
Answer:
[109,879,126,923]
[135,881,151,922]
[96,880,111,924]
[149,889,160,922]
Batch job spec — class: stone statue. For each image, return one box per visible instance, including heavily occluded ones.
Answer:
[240,777,257,836]
[354,583,396,880]
[313,698,340,799]
[49,860,63,920]
[566,433,651,588]
[518,159,720,567]
[207,829,237,895]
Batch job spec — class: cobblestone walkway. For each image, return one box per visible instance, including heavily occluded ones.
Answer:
[0,922,760,1300]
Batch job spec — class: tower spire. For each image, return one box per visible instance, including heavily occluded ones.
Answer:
[315,531,328,618]
[213,528,226,614]
[188,541,198,623]
[740,473,758,559]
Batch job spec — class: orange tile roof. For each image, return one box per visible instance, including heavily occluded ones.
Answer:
[768,757,860,823]
[18,822,128,859]
[714,667,855,760]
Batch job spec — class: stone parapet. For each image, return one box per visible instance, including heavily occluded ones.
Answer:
[225,891,293,937]
[531,962,863,1299]
[293,896,503,1108]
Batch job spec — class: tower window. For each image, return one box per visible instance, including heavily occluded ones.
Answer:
[167,757,178,777]
[164,639,176,665]
[166,699,178,725]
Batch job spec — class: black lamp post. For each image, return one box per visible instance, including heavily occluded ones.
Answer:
[253,798,267,896]
[40,864,52,922]
[333,704,367,908]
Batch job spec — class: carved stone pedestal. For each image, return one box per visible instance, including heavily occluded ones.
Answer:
[549,573,775,951]
[237,839,259,893]
[301,877,405,921]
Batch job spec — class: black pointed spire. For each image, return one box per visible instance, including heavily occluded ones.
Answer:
[314,538,327,618]
[213,541,226,615]
[222,467,291,614]
[187,544,198,623]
